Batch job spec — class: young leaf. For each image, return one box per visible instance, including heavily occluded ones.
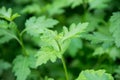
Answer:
[109,12,120,47]
[62,22,88,42]
[35,22,88,67]
[39,30,60,51]
[76,70,114,80]
[25,16,58,37]
[0,7,20,21]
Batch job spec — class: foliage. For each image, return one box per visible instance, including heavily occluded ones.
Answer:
[76,70,114,80]
[109,12,120,47]
[0,0,120,80]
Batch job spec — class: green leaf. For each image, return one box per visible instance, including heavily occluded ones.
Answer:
[68,0,83,8]
[109,47,120,60]
[82,32,113,48]
[35,22,88,67]
[68,38,82,57]
[47,0,69,16]
[25,16,58,37]
[0,28,18,44]
[84,12,104,32]
[109,12,120,47]
[76,70,114,80]
[22,3,41,15]
[39,30,60,51]
[0,20,9,29]
[0,7,20,21]
[115,66,120,79]
[0,60,11,75]
[89,0,111,9]
[62,22,88,42]
[35,47,61,67]
[13,55,36,80]
[93,47,120,61]
[13,55,30,80]
[44,76,54,80]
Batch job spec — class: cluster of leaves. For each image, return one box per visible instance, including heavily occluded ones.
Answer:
[0,0,120,80]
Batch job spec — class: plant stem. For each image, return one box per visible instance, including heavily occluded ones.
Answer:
[19,37,28,56]
[15,27,28,56]
[61,56,69,80]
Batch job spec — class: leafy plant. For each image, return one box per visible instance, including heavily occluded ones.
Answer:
[0,0,120,80]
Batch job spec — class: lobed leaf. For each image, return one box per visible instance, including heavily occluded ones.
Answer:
[82,32,113,48]
[0,7,20,21]
[0,28,18,44]
[62,22,88,42]
[25,16,58,37]
[35,22,88,67]
[76,70,114,80]
[109,12,120,47]
[0,20,9,29]
[89,0,111,9]
[13,55,36,80]
[35,47,61,67]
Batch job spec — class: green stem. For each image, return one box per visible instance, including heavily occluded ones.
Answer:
[15,27,28,56]
[55,38,69,80]
[19,36,28,56]
[20,28,26,36]
[61,56,69,80]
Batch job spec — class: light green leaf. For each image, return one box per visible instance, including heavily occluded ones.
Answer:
[0,28,18,44]
[68,0,83,8]
[22,3,41,15]
[62,22,88,42]
[0,21,18,44]
[76,70,114,80]
[0,7,20,21]
[47,0,69,16]
[13,55,30,80]
[13,55,36,80]
[93,47,120,61]
[0,20,8,29]
[68,38,82,57]
[109,47,120,60]
[109,12,120,47]
[25,16,58,37]
[89,0,111,9]
[35,22,87,67]
[35,47,61,67]
[82,32,113,48]
[39,30,60,51]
